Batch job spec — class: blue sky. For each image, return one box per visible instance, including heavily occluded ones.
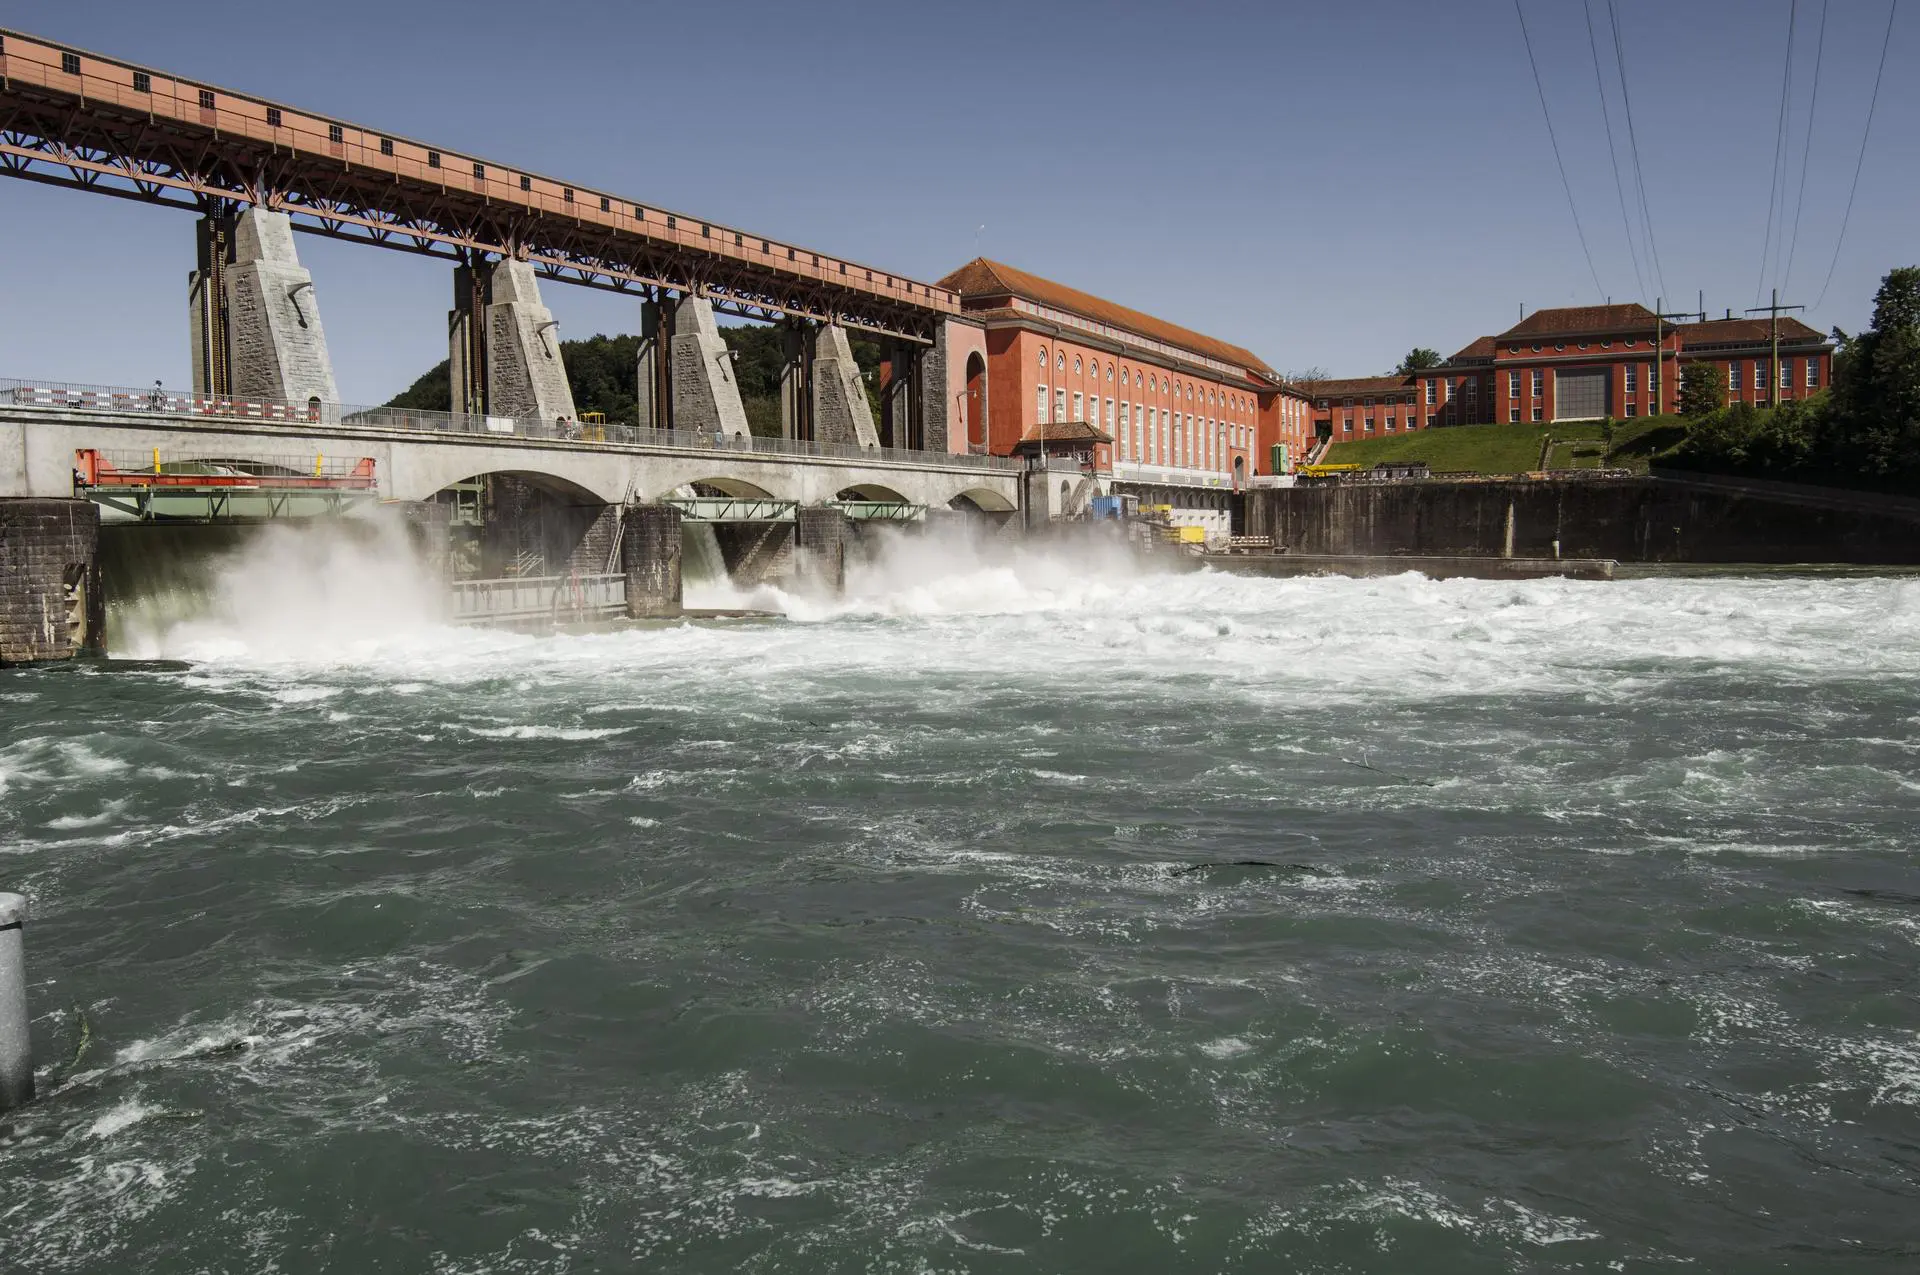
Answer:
[1,0,1912,401]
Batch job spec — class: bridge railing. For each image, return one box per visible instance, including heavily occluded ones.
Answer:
[1,377,1022,473]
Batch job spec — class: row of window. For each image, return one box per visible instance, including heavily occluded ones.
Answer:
[1035,347,1252,417]
[1036,389,1251,471]
[1728,360,1820,390]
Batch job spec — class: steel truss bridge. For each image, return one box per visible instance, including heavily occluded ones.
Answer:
[0,28,957,343]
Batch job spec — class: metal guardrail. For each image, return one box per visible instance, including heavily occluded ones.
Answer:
[833,501,926,521]
[661,496,798,523]
[0,377,1022,473]
[448,573,626,625]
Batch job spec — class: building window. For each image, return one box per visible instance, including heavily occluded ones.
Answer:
[1365,416,1375,432]
[1038,348,1048,368]
[266,106,281,127]
[1625,365,1638,393]
[1107,364,1114,381]
[1105,398,1114,429]
[601,196,611,212]
[475,162,486,180]
[1386,418,1396,432]
[1780,361,1792,389]
[1343,397,1353,408]
[1074,356,1083,374]
[327,123,344,144]
[379,136,393,155]
[1754,363,1765,391]
[1531,370,1543,397]
[1073,391,1084,422]
[132,71,151,93]
[1510,408,1521,423]
[563,187,574,203]
[1057,353,1065,371]
[1057,388,1067,422]
[1729,362,1741,390]
[1626,403,1638,417]
[1037,385,1049,424]
[61,52,80,75]
[1508,371,1520,398]
[199,89,216,110]
[1808,362,1820,388]
[1624,339,1637,347]
[1532,407,1543,422]
[427,151,440,169]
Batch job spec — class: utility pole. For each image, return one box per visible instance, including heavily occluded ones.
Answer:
[1746,289,1806,407]
[1652,297,1705,414]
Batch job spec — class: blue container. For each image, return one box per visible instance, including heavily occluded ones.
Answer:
[1089,496,1123,520]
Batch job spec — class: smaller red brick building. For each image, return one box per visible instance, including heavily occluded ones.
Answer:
[1311,304,1834,448]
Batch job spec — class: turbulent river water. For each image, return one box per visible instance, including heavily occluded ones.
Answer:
[2,524,1918,1273]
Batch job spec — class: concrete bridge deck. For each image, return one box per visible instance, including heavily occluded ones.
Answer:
[0,382,1022,512]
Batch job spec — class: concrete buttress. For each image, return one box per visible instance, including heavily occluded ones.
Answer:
[218,208,341,405]
[486,260,579,424]
[794,506,852,594]
[622,504,683,618]
[669,296,751,438]
[811,325,881,450]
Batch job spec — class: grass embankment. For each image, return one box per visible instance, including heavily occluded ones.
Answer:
[1323,415,1689,474]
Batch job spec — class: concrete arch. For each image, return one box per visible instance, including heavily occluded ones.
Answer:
[948,486,1018,513]
[835,482,912,503]
[658,474,779,501]
[386,445,631,504]
[432,468,603,505]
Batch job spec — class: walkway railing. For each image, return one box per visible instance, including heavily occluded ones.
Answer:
[449,573,626,625]
[0,377,1022,473]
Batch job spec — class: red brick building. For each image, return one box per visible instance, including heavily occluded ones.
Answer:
[1310,304,1834,447]
[936,259,1310,505]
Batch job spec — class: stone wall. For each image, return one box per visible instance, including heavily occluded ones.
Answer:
[222,209,340,405]
[812,325,881,450]
[795,507,851,593]
[0,498,100,664]
[669,296,751,437]
[486,260,578,424]
[1242,477,1920,564]
[712,522,793,587]
[622,505,682,618]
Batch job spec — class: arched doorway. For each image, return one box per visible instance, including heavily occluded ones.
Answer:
[964,352,988,451]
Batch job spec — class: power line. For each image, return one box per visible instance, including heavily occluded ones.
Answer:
[1514,0,1607,300]
[1606,0,1668,301]
[1816,0,1899,308]
[1782,0,1828,296]
[1756,0,1799,307]
[1584,0,1648,304]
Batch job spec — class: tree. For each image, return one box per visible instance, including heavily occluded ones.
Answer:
[1397,347,1443,375]
[1286,366,1331,400]
[1825,265,1920,481]
[1678,361,1724,417]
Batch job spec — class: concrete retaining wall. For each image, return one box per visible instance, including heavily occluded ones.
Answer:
[1242,478,1920,565]
[0,498,100,664]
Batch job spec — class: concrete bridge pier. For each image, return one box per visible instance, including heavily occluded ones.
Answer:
[622,504,683,618]
[0,499,102,665]
[880,343,916,450]
[812,325,881,450]
[670,296,751,439]
[190,208,340,405]
[635,295,670,431]
[779,321,812,441]
[794,506,852,594]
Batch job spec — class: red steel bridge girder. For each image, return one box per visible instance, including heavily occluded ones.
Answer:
[0,28,950,343]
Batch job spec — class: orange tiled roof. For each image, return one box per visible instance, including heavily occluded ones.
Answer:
[1500,303,1660,339]
[1679,316,1826,346]
[1307,375,1415,400]
[1449,336,1498,361]
[1015,419,1112,444]
[938,258,1278,380]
